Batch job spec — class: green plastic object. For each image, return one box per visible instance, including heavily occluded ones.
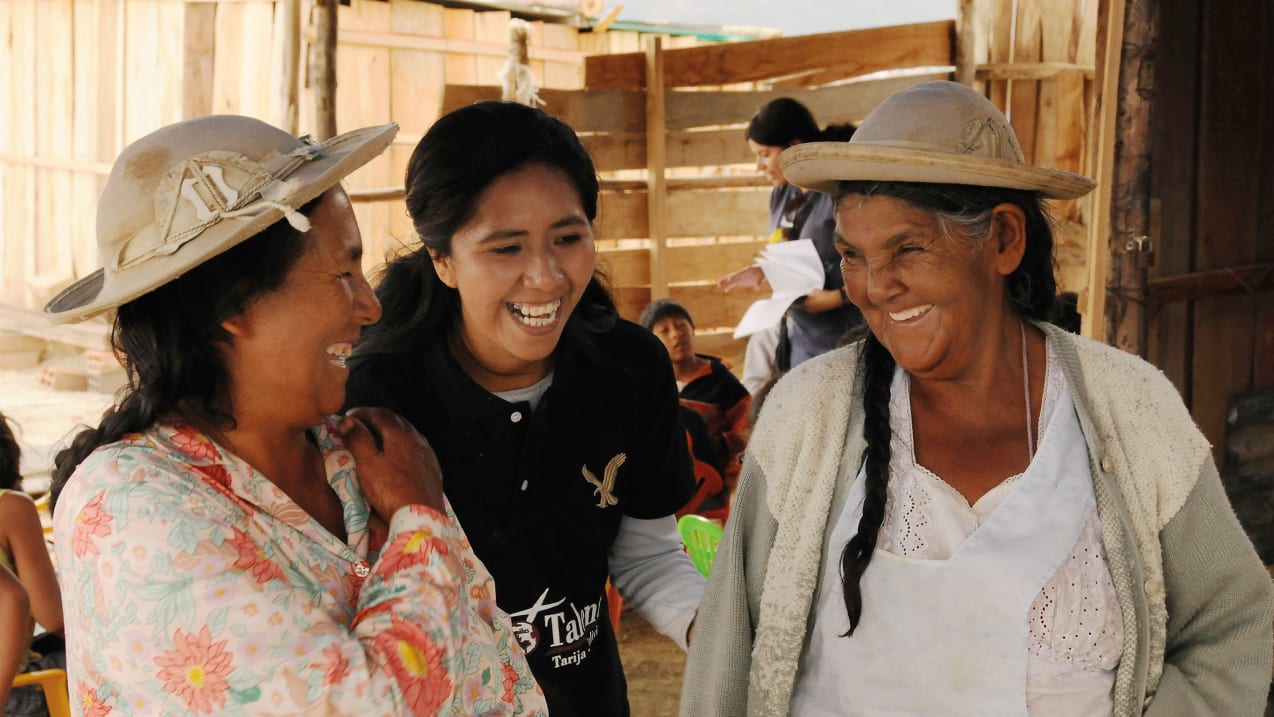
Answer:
[678,514,724,578]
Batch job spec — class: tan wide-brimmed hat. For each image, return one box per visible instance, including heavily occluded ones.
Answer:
[44,115,398,323]
[780,80,1095,199]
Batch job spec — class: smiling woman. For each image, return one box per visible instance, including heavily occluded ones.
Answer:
[683,81,1273,717]
[42,115,547,716]
[347,101,708,717]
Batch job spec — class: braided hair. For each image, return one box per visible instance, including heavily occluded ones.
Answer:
[833,180,1056,635]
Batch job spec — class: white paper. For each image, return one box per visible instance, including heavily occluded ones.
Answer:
[732,238,825,338]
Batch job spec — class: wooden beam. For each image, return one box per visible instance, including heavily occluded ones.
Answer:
[955,0,978,86]
[1104,0,1155,355]
[1080,0,1126,340]
[272,0,301,133]
[599,240,767,286]
[442,74,945,135]
[0,305,111,352]
[594,187,771,240]
[584,21,954,90]
[0,154,111,174]
[975,61,1095,81]
[316,26,584,64]
[590,4,622,34]
[645,36,669,300]
[1149,263,1274,304]
[310,0,338,140]
[442,84,645,132]
[181,2,216,119]
[664,73,945,130]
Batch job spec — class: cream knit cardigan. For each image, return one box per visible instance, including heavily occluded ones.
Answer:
[686,322,1273,716]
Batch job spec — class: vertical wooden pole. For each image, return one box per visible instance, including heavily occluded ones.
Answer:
[1080,0,1126,341]
[645,35,668,301]
[273,0,301,133]
[182,2,216,120]
[1104,0,1156,354]
[954,0,979,87]
[310,0,338,140]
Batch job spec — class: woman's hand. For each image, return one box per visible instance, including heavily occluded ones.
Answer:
[340,407,446,518]
[800,287,848,314]
[719,265,767,292]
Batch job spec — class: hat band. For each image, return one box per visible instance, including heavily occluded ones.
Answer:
[112,142,326,271]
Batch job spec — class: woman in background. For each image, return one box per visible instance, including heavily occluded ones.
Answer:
[721,98,862,393]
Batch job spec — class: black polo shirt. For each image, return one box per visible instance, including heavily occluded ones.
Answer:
[346,319,696,717]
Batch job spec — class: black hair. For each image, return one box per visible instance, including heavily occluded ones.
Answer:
[1049,291,1081,334]
[746,97,856,148]
[357,101,616,358]
[638,298,694,332]
[49,200,318,513]
[831,180,1056,635]
[0,412,21,491]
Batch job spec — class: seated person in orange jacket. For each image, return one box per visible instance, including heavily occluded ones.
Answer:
[641,299,751,505]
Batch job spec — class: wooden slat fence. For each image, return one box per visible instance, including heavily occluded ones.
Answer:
[2,0,1099,376]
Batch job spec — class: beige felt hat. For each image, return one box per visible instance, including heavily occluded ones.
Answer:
[780,80,1095,199]
[44,115,398,323]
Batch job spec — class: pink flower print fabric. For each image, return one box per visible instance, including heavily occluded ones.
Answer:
[53,418,546,716]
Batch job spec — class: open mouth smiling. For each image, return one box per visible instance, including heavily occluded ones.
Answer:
[509,299,561,328]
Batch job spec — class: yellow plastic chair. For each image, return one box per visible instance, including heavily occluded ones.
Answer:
[11,667,71,717]
[677,514,723,578]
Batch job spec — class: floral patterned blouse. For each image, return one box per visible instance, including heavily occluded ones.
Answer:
[53,418,547,716]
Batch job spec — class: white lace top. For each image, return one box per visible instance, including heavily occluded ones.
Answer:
[878,337,1123,714]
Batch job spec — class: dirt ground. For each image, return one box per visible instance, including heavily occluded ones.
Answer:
[617,607,689,717]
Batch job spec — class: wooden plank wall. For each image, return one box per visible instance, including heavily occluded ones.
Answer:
[974,0,1097,296]
[1,0,1101,381]
[1149,0,1274,466]
[0,0,589,318]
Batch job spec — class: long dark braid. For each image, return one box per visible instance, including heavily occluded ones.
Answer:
[838,331,896,635]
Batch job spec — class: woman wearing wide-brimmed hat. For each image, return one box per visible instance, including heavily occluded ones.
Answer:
[680,81,1273,717]
[45,116,547,715]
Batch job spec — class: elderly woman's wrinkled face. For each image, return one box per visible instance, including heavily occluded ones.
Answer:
[834,193,1023,381]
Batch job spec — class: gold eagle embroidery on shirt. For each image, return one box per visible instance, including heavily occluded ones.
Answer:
[581,453,626,508]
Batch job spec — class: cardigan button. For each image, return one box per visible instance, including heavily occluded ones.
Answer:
[353,562,371,578]
[510,411,523,423]
[1144,578,1163,597]
[1143,695,1153,709]
[1100,456,1114,473]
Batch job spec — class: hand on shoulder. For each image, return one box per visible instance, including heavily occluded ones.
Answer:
[340,407,446,519]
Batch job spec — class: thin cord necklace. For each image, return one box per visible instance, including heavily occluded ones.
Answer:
[1021,320,1035,462]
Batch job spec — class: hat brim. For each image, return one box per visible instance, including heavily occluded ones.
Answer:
[780,142,1096,200]
[44,122,398,323]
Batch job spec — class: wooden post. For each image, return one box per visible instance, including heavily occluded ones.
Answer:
[954,0,978,87]
[1104,0,1156,354]
[1080,0,1125,340]
[310,0,338,140]
[273,0,301,133]
[645,35,669,301]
